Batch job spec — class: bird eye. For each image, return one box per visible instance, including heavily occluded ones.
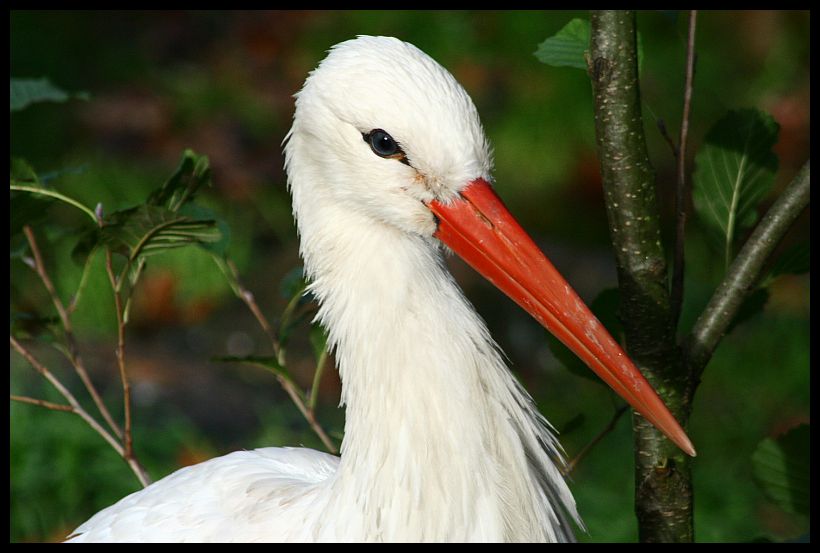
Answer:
[363,129,408,164]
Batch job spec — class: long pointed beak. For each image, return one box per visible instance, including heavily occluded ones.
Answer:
[427,178,695,457]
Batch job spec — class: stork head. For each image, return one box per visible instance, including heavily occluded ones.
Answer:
[285,36,695,457]
[286,35,491,236]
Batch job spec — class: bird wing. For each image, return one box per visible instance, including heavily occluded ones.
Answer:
[65,447,339,542]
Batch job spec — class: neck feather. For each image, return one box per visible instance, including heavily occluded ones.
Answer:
[291,182,579,541]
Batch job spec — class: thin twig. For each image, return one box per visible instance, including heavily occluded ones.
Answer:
[11,337,124,462]
[227,259,281,353]
[10,184,98,224]
[67,249,97,315]
[10,336,152,487]
[309,348,329,412]
[670,10,698,327]
[223,259,337,454]
[276,284,309,366]
[11,394,74,412]
[565,405,629,475]
[9,336,151,487]
[105,249,134,460]
[23,225,72,332]
[656,118,678,159]
[274,373,338,454]
[22,226,123,440]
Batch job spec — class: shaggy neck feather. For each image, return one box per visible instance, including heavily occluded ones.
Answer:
[291,189,577,541]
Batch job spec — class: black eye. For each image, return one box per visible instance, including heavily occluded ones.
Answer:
[368,129,398,156]
[363,129,408,163]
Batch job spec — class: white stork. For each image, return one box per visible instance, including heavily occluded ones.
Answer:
[66,35,694,543]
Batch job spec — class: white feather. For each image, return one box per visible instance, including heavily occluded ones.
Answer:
[66,35,581,543]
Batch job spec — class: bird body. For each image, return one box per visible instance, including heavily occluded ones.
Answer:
[66,35,692,543]
[68,200,578,541]
[68,448,339,542]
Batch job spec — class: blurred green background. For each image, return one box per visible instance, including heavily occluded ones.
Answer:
[10,10,809,542]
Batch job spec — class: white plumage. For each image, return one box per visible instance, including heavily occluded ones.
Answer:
[66,35,692,543]
[69,448,339,542]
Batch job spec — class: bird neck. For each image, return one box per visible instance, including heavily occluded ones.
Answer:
[295,198,579,541]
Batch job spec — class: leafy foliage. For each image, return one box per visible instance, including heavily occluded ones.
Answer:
[95,205,220,260]
[10,157,40,183]
[215,355,292,381]
[11,158,99,225]
[725,288,769,334]
[534,17,643,72]
[309,322,328,363]
[534,19,591,69]
[147,149,213,212]
[692,109,780,269]
[10,77,88,112]
[752,424,809,516]
[768,242,810,279]
[70,150,225,273]
[277,267,314,351]
[716,226,809,336]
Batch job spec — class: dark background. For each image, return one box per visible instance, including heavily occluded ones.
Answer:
[10,10,809,542]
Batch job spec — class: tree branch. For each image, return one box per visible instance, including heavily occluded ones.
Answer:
[220,258,337,454]
[23,226,124,440]
[589,10,693,542]
[15,226,153,488]
[670,10,698,326]
[277,372,338,455]
[10,336,151,487]
[11,394,74,412]
[685,160,810,387]
[105,249,135,461]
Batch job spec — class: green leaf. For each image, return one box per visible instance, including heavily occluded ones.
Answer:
[9,158,95,237]
[276,266,314,352]
[10,78,88,112]
[279,299,313,350]
[10,159,98,223]
[692,109,780,270]
[10,191,53,238]
[726,287,769,334]
[10,159,49,236]
[10,157,39,184]
[279,266,308,301]
[558,413,586,436]
[38,163,89,184]
[769,242,810,278]
[535,18,643,72]
[147,149,212,212]
[68,149,226,266]
[72,204,221,268]
[309,323,328,363]
[10,311,61,342]
[534,19,591,69]
[178,203,231,257]
[208,253,244,299]
[546,288,623,383]
[107,205,221,260]
[214,354,289,376]
[752,424,809,516]
[214,355,302,400]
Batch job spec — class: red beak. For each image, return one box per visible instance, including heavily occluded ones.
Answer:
[428,178,695,457]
